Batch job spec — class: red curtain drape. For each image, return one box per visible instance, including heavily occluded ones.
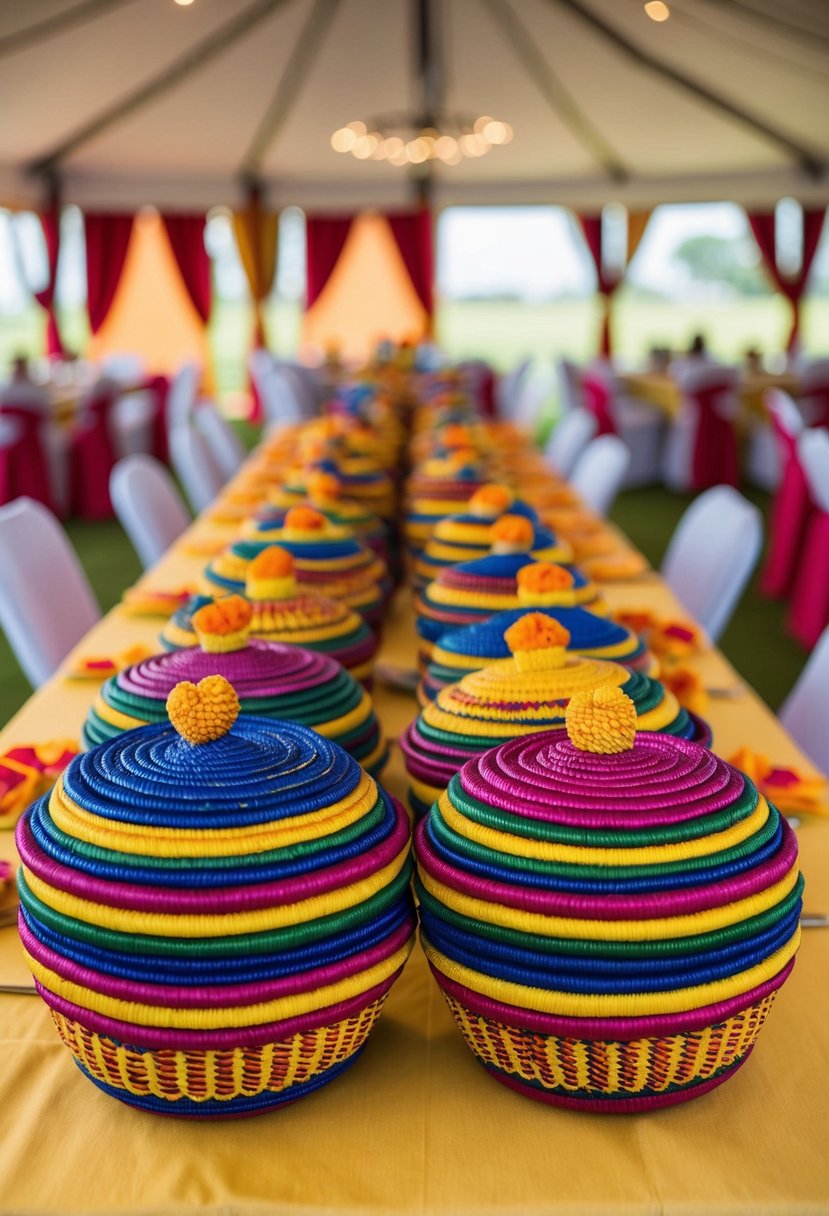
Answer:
[84,212,134,334]
[34,204,64,358]
[747,207,827,351]
[577,213,619,358]
[386,209,434,328]
[305,215,354,309]
[161,213,211,323]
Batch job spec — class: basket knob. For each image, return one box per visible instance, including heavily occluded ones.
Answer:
[504,612,570,671]
[167,675,240,745]
[245,546,296,601]
[192,594,252,654]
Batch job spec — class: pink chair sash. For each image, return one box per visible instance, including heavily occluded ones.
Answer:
[787,510,829,649]
[690,382,739,490]
[581,373,616,436]
[760,415,811,598]
[0,404,56,514]
[70,386,117,520]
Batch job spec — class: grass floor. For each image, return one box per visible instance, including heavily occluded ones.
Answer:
[0,453,809,729]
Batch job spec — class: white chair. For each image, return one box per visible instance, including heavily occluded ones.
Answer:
[111,390,156,459]
[110,455,191,570]
[249,351,303,427]
[495,357,532,420]
[100,353,146,384]
[166,361,201,440]
[798,357,829,427]
[779,625,829,775]
[194,403,245,483]
[662,364,739,492]
[569,435,631,516]
[543,408,597,478]
[661,485,763,642]
[0,497,100,687]
[511,363,555,435]
[743,389,800,493]
[276,359,321,418]
[798,427,829,514]
[169,423,224,514]
[556,359,583,414]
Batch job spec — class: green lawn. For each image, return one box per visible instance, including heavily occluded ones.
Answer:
[2,294,827,403]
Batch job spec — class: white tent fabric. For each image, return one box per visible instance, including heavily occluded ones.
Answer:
[0,0,827,211]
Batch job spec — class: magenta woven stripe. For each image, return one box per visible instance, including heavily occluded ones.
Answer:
[403,721,470,760]
[22,918,415,1010]
[442,572,517,592]
[17,808,411,915]
[490,1058,749,1112]
[461,734,747,828]
[414,817,798,920]
[36,968,405,1050]
[431,957,796,1040]
[118,639,340,698]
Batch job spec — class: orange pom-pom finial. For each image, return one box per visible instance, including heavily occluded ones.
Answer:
[505,613,571,652]
[284,506,327,533]
[307,471,341,503]
[469,484,513,518]
[167,675,240,745]
[565,685,637,754]
[441,424,472,450]
[245,546,297,601]
[516,561,576,602]
[491,514,535,553]
[192,595,253,653]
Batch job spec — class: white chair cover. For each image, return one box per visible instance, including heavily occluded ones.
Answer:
[543,408,597,478]
[779,625,829,775]
[194,404,245,483]
[169,423,224,514]
[110,455,191,571]
[569,435,631,516]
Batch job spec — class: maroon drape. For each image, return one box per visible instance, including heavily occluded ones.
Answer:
[34,205,64,358]
[386,209,434,327]
[161,213,211,323]
[577,213,619,358]
[0,405,56,513]
[747,208,827,351]
[84,212,134,334]
[69,383,118,519]
[305,215,354,308]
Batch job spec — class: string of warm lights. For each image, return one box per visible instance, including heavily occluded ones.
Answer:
[330,114,513,167]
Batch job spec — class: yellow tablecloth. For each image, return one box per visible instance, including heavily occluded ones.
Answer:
[1,478,828,1214]
[620,372,801,419]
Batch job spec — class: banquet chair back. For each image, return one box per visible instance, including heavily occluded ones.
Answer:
[169,423,224,514]
[166,362,201,437]
[798,427,829,513]
[779,625,829,775]
[663,364,739,493]
[249,352,303,427]
[110,455,191,570]
[495,358,532,420]
[569,435,631,516]
[798,358,829,428]
[194,404,245,483]
[0,497,100,687]
[661,485,763,642]
[786,429,829,648]
[556,359,583,414]
[276,359,320,418]
[111,390,156,460]
[544,408,597,478]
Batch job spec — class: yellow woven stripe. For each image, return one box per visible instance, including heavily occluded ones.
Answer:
[49,772,378,856]
[23,843,411,936]
[312,689,376,738]
[29,938,413,1030]
[436,791,771,866]
[357,736,388,774]
[418,863,800,941]
[423,928,800,1016]
[91,695,145,732]
[410,776,441,807]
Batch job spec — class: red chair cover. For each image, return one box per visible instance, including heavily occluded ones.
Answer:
[0,405,56,513]
[69,386,117,519]
[759,416,811,598]
[141,374,171,463]
[581,372,616,436]
[690,382,739,490]
[787,511,829,648]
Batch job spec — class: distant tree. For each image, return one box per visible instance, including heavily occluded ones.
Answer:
[672,234,769,296]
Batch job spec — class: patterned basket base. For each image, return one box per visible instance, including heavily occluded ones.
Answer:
[441,988,777,1112]
[51,996,387,1117]
[76,1052,361,1118]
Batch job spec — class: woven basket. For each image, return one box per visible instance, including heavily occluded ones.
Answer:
[17,703,415,1117]
[413,711,801,1111]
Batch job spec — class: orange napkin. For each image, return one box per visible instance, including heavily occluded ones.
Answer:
[0,741,79,828]
[729,747,827,816]
[121,587,198,617]
[614,610,704,659]
[65,643,154,680]
[659,662,709,716]
[582,552,649,582]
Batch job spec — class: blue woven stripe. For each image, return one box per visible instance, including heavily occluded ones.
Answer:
[440,607,635,658]
[420,902,801,994]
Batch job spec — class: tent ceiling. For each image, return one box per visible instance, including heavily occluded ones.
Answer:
[1,0,828,210]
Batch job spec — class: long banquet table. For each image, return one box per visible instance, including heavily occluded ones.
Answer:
[1,463,828,1215]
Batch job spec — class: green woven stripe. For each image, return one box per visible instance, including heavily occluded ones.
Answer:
[429,800,781,879]
[415,874,804,958]
[18,860,414,957]
[35,796,388,871]
[444,775,759,847]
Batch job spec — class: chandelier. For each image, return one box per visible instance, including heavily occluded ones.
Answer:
[330,113,513,168]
